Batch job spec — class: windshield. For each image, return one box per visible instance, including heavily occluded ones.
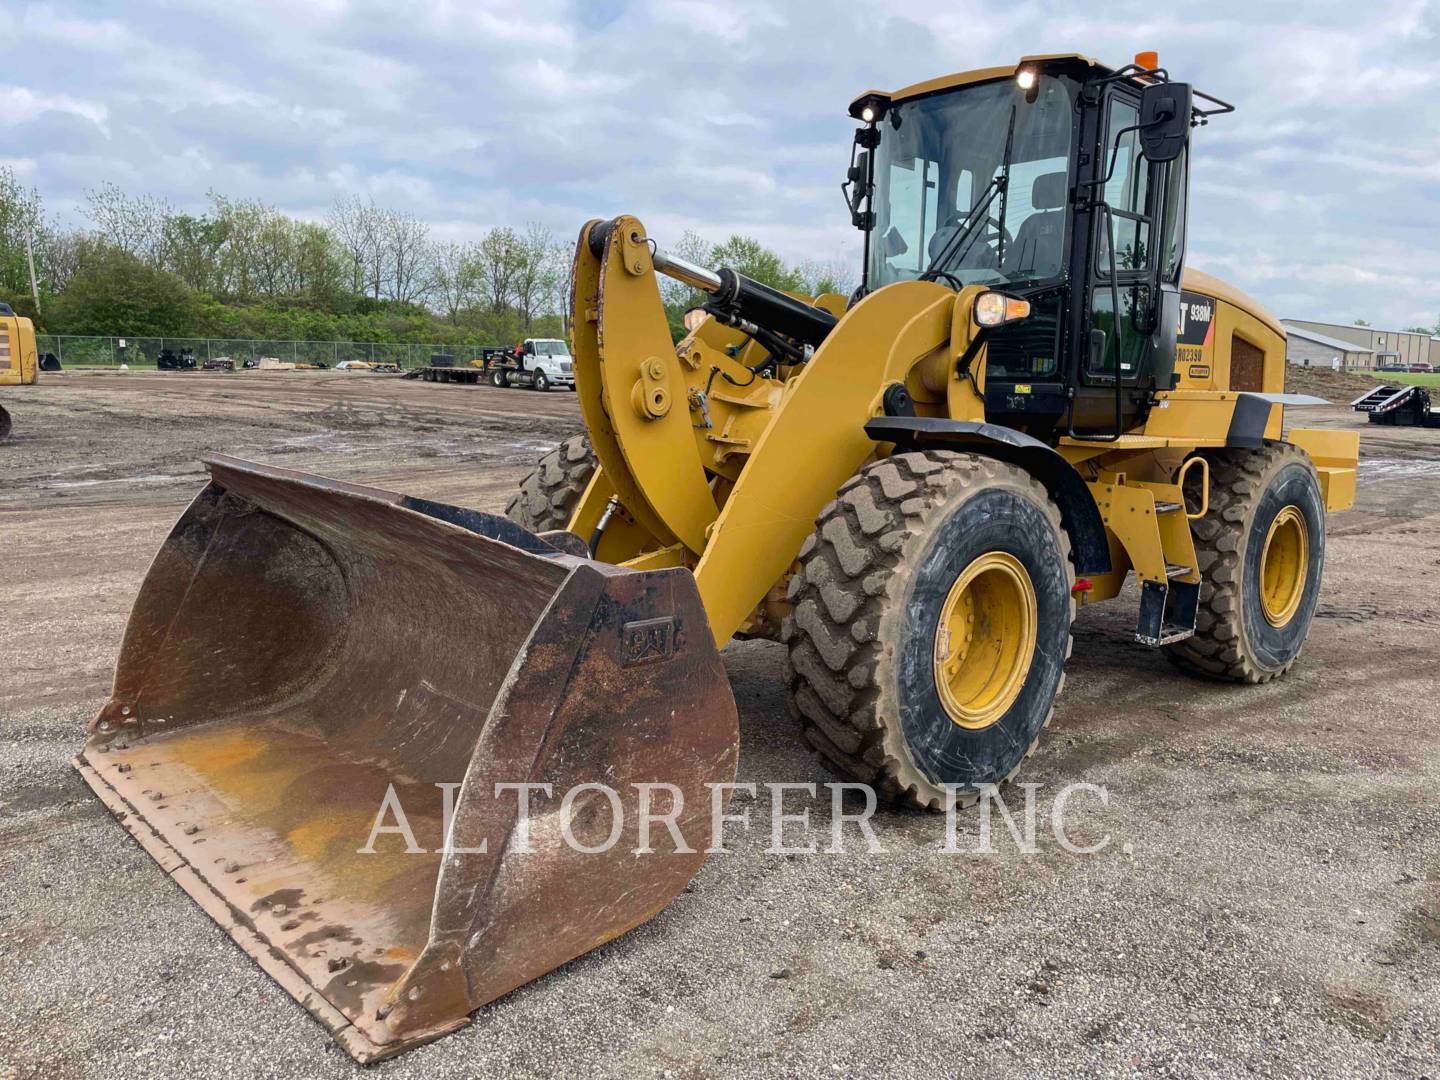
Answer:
[532,339,570,357]
[868,74,1077,291]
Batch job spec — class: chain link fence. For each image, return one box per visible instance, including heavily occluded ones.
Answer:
[34,335,486,371]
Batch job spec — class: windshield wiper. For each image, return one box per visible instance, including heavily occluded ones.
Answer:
[919,175,1002,283]
[920,103,1019,284]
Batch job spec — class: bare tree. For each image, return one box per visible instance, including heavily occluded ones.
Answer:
[430,241,481,320]
[39,228,90,293]
[382,209,433,304]
[328,195,384,297]
[510,223,561,331]
[657,230,714,312]
[475,226,521,315]
[795,257,857,299]
[84,182,169,263]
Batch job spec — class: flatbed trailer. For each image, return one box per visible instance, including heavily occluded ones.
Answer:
[1352,383,1440,427]
[404,344,575,391]
[402,349,507,384]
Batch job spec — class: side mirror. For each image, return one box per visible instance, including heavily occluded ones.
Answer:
[1138,81,1191,162]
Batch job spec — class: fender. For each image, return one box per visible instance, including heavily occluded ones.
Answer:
[865,416,1112,576]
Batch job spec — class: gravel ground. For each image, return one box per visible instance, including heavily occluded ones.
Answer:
[1,370,1437,1078]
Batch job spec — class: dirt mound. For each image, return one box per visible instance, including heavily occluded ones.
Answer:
[1286,364,1382,399]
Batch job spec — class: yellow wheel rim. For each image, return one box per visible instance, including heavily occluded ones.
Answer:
[933,552,1037,730]
[1259,506,1309,627]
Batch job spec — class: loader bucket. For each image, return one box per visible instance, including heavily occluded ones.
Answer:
[74,455,739,1063]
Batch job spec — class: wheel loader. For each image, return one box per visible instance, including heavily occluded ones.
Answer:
[75,52,1359,1062]
[0,302,39,442]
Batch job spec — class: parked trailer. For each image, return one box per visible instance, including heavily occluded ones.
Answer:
[1352,384,1440,427]
[403,350,507,384]
[403,341,576,391]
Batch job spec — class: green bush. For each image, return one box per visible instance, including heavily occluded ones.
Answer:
[47,248,200,335]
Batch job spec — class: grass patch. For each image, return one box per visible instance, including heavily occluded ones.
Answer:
[1369,370,1440,387]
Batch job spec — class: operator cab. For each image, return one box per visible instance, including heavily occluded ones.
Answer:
[846,53,1229,441]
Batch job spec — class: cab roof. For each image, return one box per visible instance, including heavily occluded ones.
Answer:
[849,53,1111,115]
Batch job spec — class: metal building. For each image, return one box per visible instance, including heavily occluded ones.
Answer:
[1281,318,1437,370]
[1282,325,1375,370]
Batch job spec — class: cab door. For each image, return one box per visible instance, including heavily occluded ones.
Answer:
[1072,89,1185,435]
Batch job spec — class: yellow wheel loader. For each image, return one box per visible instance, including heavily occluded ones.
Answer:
[76,52,1359,1061]
[0,302,40,441]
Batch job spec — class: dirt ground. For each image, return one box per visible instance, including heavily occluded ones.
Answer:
[1,369,1437,1079]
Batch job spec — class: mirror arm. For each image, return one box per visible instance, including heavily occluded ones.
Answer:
[1080,122,1143,191]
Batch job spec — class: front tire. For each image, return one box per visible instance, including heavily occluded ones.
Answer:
[1166,443,1325,683]
[533,371,550,392]
[783,452,1074,811]
[505,434,597,533]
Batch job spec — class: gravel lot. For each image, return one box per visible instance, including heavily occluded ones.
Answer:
[1,370,1436,1078]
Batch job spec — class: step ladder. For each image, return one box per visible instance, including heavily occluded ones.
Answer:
[1135,498,1200,646]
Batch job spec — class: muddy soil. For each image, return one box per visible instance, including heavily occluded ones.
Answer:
[1,370,1437,1078]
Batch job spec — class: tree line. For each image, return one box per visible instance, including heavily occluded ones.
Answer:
[0,166,854,347]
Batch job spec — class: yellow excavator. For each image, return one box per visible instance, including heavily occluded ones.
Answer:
[76,53,1358,1061]
[0,302,39,441]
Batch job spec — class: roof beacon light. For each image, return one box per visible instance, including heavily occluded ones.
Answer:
[1134,50,1159,71]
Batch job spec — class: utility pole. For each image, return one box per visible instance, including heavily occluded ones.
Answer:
[25,231,41,318]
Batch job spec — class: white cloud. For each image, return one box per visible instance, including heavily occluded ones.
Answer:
[8,0,1440,327]
[17,7,139,52]
[0,86,109,132]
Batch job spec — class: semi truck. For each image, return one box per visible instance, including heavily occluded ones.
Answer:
[486,338,575,390]
[408,339,576,390]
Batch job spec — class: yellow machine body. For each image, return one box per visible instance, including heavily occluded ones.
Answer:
[0,310,38,387]
[565,217,1356,636]
[0,310,39,441]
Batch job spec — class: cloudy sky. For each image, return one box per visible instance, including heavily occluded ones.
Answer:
[5,0,1439,328]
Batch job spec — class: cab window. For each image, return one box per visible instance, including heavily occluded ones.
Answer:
[1159,147,1187,282]
[1096,97,1154,274]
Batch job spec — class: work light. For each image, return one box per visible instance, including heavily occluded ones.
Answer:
[974,291,1031,327]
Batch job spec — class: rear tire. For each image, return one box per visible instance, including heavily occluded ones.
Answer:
[1165,443,1325,683]
[490,368,508,388]
[782,452,1074,811]
[505,434,597,533]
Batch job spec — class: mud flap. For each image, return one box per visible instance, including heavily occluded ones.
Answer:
[74,455,739,1062]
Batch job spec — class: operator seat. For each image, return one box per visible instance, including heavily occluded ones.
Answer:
[1003,172,1066,279]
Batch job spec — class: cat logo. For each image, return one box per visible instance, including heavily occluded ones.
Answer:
[622,617,676,666]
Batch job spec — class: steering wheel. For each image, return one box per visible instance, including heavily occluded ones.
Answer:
[930,212,1014,270]
[969,214,1014,255]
